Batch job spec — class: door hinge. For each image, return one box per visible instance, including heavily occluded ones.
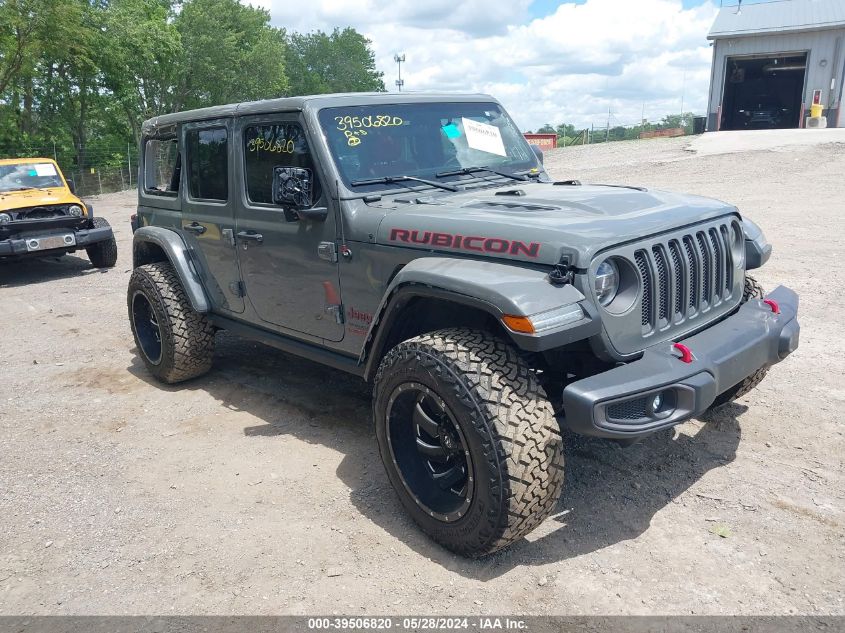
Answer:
[317,241,338,263]
[326,304,345,325]
[229,281,245,297]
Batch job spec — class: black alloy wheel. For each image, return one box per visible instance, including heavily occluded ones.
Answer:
[385,383,474,522]
[131,290,163,365]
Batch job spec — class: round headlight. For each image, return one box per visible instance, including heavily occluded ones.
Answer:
[68,205,83,217]
[595,259,619,306]
[0,212,10,224]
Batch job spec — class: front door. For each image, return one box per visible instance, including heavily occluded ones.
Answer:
[234,114,344,342]
[181,119,244,313]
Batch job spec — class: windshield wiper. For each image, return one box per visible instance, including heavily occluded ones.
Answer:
[435,166,528,182]
[350,175,458,192]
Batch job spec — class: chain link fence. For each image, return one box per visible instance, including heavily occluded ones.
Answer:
[537,113,708,148]
[0,143,137,198]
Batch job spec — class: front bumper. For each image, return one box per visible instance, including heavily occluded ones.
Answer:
[561,285,800,439]
[0,224,114,257]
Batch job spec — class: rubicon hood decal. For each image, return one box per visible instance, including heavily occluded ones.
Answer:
[389,229,540,258]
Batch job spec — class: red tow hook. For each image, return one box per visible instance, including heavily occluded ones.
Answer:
[673,342,694,364]
[763,298,780,314]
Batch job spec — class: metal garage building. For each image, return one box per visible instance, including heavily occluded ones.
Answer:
[706,0,845,130]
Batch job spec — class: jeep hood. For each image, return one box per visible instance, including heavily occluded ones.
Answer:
[0,187,76,212]
[376,183,738,268]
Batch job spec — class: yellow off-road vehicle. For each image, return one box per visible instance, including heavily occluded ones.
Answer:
[0,157,117,267]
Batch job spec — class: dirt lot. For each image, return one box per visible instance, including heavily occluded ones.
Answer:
[1,135,843,615]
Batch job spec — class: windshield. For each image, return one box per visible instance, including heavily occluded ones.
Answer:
[317,102,539,192]
[0,162,64,192]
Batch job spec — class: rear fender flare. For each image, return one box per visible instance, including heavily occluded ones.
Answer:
[132,226,210,313]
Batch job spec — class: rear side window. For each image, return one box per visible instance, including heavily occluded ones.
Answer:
[144,138,180,196]
[186,127,228,201]
[243,123,320,205]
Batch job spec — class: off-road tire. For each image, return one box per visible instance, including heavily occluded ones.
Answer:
[373,328,564,557]
[127,262,214,384]
[85,217,118,268]
[711,275,767,407]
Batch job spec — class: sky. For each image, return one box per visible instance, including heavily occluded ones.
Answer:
[252,0,743,132]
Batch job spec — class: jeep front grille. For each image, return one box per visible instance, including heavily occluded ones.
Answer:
[15,205,69,220]
[636,222,737,333]
[594,216,745,357]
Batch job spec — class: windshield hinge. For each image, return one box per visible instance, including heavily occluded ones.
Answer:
[229,281,246,297]
[326,304,344,325]
[317,241,338,263]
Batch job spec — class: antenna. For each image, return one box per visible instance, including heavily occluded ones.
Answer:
[394,54,406,92]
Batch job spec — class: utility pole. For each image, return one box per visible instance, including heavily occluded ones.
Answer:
[680,70,687,122]
[605,107,611,142]
[394,54,405,92]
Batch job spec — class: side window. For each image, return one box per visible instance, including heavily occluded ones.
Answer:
[186,127,228,201]
[243,122,321,205]
[144,138,180,196]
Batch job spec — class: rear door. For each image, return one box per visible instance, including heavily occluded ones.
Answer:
[180,119,244,314]
[233,113,344,341]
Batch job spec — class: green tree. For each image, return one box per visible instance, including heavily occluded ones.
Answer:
[536,123,555,134]
[555,123,575,138]
[286,27,384,96]
[99,0,182,139]
[174,0,288,111]
[658,112,695,133]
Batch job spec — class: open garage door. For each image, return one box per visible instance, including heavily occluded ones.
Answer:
[721,54,807,130]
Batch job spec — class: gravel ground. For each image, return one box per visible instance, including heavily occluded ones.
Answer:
[1,135,843,615]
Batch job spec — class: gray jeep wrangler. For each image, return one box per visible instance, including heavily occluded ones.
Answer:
[128,93,800,556]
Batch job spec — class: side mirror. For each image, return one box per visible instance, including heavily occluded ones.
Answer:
[530,144,544,165]
[66,178,76,194]
[273,167,314,221]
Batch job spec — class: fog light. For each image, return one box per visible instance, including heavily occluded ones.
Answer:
[646,390,675,419]
[651,393,663,411]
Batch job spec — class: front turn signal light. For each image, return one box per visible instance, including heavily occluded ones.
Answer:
[502,304,584,335]
[502,315,535,334]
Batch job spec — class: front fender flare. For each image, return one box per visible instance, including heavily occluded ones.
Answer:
[742,217,772,270]
[359,257,599,380]
[132,226,210,313]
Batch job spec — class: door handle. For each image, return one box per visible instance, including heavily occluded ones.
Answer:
[237,230,263,243]
[183,222,207,235]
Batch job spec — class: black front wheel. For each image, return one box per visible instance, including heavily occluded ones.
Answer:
[373,328,564,557]
[85,217,118,268]
[385,383,475,523]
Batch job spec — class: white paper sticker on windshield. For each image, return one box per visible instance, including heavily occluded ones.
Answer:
[34,163,57,177]
[462,118,506,157]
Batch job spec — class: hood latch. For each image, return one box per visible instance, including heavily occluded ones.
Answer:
[548,258,575,286]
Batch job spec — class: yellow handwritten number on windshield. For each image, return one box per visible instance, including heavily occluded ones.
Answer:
[335,115,404,146]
